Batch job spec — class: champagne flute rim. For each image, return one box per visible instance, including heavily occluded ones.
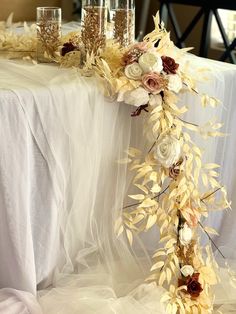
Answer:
[37,7,61,11]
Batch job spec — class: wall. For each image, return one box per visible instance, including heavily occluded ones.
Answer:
[0,0,73,21]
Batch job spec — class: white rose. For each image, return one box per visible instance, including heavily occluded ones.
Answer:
[149,94,162,107]
[154,134,181,168]
[125,62,143,80]
[181,265,194,277]
[123,87,150,107]
[138,52,163,73]
[167,74,182,93]
[179,223,193,246]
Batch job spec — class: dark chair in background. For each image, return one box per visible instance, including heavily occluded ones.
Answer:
[159,0,236,63]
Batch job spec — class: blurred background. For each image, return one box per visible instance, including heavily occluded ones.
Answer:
[0,0,235,63]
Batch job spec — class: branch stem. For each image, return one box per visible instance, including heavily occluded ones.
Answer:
[123,185,169,210]
[178,117,199,127]
[200,188,221,201]
[198,221,226,259]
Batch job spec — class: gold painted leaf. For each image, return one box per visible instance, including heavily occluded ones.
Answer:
[150,111,162,122]
[126,147,142,157]
[153,250,166,258]
[114,217,122,233]
[160,293,171,303]
[152,105,163,114]
[128,194,145,201]
[151,184,162,193]
[159,271,166,286]
[151,261,165,271]
[202,173,208,187]
[166,303,173,314]
[135,184,149,194]
[199,266,217,285]
[153,120,161,134]
[204,163,220,169]
[126,229,133,245]
[146,215,157,230]
[165,238,177,249]
[204,226,219,236]
[138,198,157,208]
[117,158,132,164]
[117,225,124,237]
[150,171,158,182]
[166,267,172,284]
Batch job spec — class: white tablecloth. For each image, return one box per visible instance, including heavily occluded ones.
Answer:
[0,56,236,313]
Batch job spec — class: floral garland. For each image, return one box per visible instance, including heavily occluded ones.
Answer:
[0,12,232,313]
[81,15,230,313]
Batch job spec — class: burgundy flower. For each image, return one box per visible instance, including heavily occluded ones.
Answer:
[178,273,203,299]
[161,56,179,74]
[169,158,183,180]
[61,42,77,56]
[142,72,167,94]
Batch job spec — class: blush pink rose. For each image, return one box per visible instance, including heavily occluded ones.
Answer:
[142,72,167,94]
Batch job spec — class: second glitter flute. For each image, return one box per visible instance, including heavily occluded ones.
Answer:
[110,0,135,47]
[81,0,108,55]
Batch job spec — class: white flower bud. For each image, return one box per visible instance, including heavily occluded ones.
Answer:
[167,74,183,93]
[181,265,194,277]
[179,223,193,246]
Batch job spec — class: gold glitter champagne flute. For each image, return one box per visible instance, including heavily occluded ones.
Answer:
[110,0,135,47]
[36,7,62,63]
[81,0,108,56]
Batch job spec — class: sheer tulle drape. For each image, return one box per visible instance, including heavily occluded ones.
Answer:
[0,60,166,313]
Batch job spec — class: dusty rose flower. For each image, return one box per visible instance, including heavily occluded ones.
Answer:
[142,72,167,94]
[161,56,179,74]
[178,273,203,299]
[122,42,148,66]
[133,42,148,52]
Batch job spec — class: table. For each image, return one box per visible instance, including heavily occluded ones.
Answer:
[0,56,236,313]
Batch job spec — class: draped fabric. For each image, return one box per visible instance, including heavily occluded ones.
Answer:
[0,55,236,313]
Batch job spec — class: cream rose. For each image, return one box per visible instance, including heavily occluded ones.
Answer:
[138,52,163,73]
[125,62,143,80]
[154,134,181,168]
[181,265,195,277]
[179,223,193,246]
[167,74,183,93]
[123,87,150,107]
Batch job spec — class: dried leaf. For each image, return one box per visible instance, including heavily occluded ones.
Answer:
[151,261,165,271]
[128,194,145,201]
[146,215,157,229]
[126,229,133,245]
